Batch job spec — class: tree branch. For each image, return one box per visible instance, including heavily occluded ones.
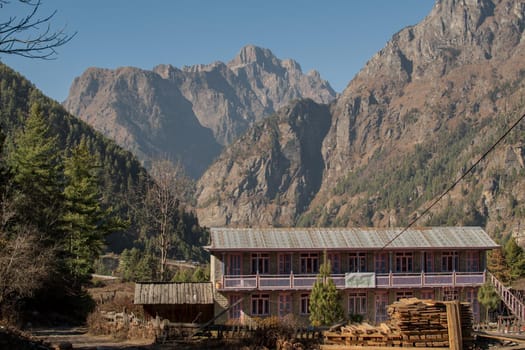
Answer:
[0,0,76,59]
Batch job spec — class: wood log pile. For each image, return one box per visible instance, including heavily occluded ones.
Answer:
[324,298,473,348]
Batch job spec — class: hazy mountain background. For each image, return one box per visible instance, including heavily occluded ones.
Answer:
[63,45,336,178]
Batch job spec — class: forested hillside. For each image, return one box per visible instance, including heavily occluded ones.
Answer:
[0,63,209,323]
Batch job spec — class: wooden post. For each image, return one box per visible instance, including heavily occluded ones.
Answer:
[446,300,463,350]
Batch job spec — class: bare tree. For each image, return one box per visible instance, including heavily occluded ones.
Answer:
[145,160,193,281]
[0,0,75,59]
[0,186,55,319]
[0,226,55,311]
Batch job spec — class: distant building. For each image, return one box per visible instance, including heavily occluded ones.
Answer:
[134,282,214,323]
[207,227,498,324]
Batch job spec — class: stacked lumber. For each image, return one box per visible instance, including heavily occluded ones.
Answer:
[324,322,403,347]
[324,298,473,348]
[388,298,449,347]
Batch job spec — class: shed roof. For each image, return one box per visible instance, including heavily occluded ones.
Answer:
[134,282,213,305]
[207,227,498,251]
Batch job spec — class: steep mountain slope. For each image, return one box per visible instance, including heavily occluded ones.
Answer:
[196,99,331,226]
[63,45,336,178]
[0,63,207,256]
[196,0,525,237]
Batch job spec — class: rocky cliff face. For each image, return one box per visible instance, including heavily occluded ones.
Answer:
[195,99,331,227]
[196,0,525,236]
[63,45,336,177]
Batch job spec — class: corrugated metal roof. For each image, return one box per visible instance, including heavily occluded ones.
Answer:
[134,282,213,305]
[208,227,499,251]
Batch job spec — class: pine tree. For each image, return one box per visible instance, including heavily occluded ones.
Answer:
[309,256,344,326]
[504,238,525,281]
[6,102,63,240]
[62,140,126,284]
[478,281,500,321]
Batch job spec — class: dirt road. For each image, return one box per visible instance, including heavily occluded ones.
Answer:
[32,327,155,349]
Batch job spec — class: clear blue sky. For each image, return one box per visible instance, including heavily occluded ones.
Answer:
[1,1,435,103]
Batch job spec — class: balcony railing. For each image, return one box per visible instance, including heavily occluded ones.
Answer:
[217,271,486,291]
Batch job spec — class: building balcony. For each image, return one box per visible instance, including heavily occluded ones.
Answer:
[216,271,486,291]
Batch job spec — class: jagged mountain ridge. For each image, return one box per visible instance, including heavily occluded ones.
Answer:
[63,45,336,178]
[195,0,525,236]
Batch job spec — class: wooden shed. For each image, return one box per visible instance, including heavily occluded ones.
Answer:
[134,282,214,323]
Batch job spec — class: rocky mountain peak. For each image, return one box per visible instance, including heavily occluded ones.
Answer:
[64,45,336,178]
[228,44,280,67]
[153,64,180,79]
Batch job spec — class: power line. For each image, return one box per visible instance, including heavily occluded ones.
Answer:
[381,111,525,250]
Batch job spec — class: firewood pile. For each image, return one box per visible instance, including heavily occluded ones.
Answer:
[324,298,473,348]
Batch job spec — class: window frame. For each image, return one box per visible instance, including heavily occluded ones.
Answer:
[348,292,367,316]
[227,254,242,275]
[375,252,388,273]
[228,294,242,320]
[251,253,270,274]
[300,294,310,315]
[441,251,458,272]
[349,252,367,272]
[395,290,414,301]
[327,252,341,274]
[300,253,319,274]
[395,252,413,273]
[278,293,292,317]
[251,293,270,316]
[278,253,292,274]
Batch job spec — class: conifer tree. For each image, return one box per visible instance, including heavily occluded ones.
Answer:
[309,255,344,326]
[487,248,510,284]
[62,140,126,284]
[478,281,500,321]
[504,237,525,281]
[6,102,63,240]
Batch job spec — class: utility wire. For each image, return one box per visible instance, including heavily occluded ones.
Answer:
[381,111,525,250]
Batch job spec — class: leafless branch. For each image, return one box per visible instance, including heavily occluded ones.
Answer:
[0,0,76,59]
[0,225,55,307]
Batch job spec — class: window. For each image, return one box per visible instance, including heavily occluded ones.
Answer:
[395,252,413,272]
[328,253,341,274]
[278,294,292,317]
[278,254,292,274]
[229,295,242,320]
[466,251,480,272]
[300,253,319,274]
[300,294,310,314]
[424,252,434,272]
[251,253,269,274]
[375,293,388,323]
[375,253,388,273]
[396,290,413,301]
[228,254,241,275]
[420,290,434,300]
[441,251,458,272]
[443,289,458,301]
[349,252,367,272]
[251,294,270,316]
[348,292,367,316]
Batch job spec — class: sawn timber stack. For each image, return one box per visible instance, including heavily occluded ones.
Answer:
[323,298,472,349]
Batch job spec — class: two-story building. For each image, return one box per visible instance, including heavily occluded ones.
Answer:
[207,227,498,324]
